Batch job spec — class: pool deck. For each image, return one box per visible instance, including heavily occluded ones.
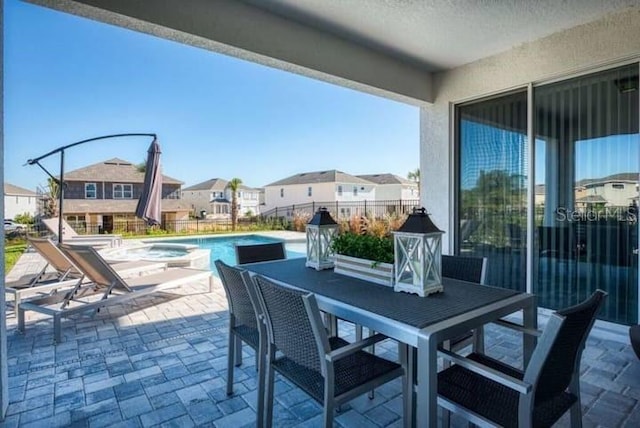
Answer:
[2,231,640,427]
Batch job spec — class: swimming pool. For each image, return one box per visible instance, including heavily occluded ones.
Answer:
[101,243,211,269]
[155,235,305,273]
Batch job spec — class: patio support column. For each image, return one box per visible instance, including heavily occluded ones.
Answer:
[0,0,8,419]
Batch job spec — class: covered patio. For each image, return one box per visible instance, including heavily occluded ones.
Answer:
[3,0,640,425]
[1,249,638,427]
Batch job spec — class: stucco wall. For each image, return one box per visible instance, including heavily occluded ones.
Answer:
[421,8,640,253]
[4,194,36,219]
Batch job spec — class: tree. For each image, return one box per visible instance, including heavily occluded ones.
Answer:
[407,168,420,195]
[43,177,60,218]
[228,177,243,231]
[135,161,146,173]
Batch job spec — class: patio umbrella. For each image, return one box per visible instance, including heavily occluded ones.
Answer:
[135,139,163,225]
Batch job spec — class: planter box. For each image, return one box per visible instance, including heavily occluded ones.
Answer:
[334,254,393,286]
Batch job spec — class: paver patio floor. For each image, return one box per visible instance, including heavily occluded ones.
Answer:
[2,248,640,427]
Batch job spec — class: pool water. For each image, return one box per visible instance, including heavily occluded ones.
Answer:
[157,235,305,273]
[123,247,188,259]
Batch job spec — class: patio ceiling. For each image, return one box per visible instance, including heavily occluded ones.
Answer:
[29,0,640,104]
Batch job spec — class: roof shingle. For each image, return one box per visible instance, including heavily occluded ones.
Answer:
[265,170,372,187]
[4,183,36,196]
[63,158,183,184]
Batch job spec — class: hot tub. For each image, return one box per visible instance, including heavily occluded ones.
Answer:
[101,243,211,269]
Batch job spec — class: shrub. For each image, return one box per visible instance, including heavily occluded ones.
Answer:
[14,213,35,225]
[330,232,394,264]
[292,211,311,232]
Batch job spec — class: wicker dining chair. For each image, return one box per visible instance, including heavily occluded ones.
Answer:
[441,255,488,356]
[250,274,406,428]
[235,242,286,265]
[437,289,607,428]
[214,259,266,422]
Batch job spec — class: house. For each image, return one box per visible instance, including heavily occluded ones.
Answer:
[3,1,640,419]
[263,170,375,217]
[3,183,36,220]
[58,158,191,232]
[575,172,638,210]
[181,178,261,219]
[356,173,419,200]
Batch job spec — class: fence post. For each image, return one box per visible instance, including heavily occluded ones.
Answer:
[336,201,339,219]
[312,201,315,213]
[364,200,367,216]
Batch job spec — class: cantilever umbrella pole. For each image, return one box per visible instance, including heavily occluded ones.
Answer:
[27,133,157,243]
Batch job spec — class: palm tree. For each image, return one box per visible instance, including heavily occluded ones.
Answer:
[407,168,420,196]
[43,177,60,218]
[228,177,243,231]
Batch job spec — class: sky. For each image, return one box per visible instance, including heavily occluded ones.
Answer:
[3,0,419,192]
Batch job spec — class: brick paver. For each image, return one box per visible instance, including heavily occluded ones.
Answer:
[2,243,639,427]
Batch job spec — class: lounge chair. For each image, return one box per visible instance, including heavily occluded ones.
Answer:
[17,244,212,343]
[5,237,167,315]
[41,217,123,247]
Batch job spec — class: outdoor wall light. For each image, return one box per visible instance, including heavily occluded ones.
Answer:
[306,207,339,270]
[393,207,444,297]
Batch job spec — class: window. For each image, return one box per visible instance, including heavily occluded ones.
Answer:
[337,185,343,196]
[612,183,625,189]
[280,188,284,198]
[113,183,133,199]
[308,187,312,197]
[353,186,358,196]
[66,215,86,232]
[85,183,97,199]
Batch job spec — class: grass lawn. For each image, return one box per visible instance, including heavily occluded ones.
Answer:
[5,244,27,274]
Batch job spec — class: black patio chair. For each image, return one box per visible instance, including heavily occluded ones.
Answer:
[214,260,266,421]
[630,324,640,360]
[437,289,606,428]
[250,274,406,428]
[441,255,488,357]
[235,242,286,265]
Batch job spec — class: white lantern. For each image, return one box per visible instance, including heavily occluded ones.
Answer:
[393,207,444,297]
[306,207,339,270]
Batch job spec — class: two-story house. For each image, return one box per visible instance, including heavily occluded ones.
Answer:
[58,158,191,232]
[263,170,376,217]
[356,173,419,200]
[4,183,37,220]
[575,172,639,211]
[181,178,261,219]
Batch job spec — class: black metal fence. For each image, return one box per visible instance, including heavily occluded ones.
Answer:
[6,217,289,240]
[260,199,420,221]
[4,200,419,240]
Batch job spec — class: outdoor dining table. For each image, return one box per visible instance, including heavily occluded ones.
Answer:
[246,257,537,427]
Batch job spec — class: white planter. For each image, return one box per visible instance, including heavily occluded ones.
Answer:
[334,254,393,287]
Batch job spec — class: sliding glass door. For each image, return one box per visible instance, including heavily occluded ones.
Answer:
[456,91,528,291]
[534,64,639,324]
[456,63,639,325]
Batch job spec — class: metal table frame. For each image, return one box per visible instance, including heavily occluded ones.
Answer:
[247,259,537,427]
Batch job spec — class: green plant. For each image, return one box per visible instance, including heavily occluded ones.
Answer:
[330,232,394,264]
[5,244,27,273]
[14,213,35,225]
